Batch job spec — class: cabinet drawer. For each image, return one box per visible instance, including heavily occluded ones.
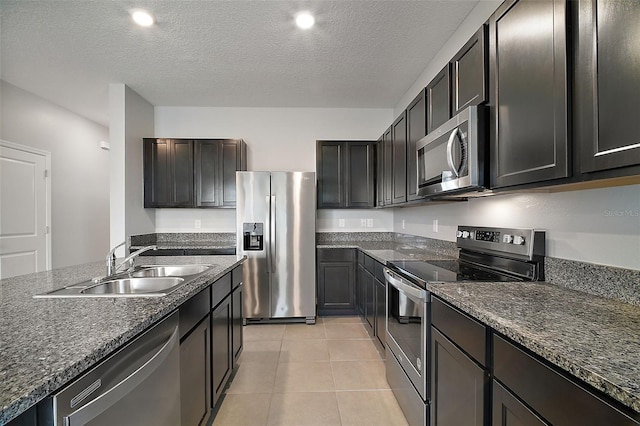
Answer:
[232,264,243,289]
[493,334,639,425]
[318,248,356,262]
[184,248,235,256]
[212,272,232,308]
[431,297,487,366]
[179,287,211,339]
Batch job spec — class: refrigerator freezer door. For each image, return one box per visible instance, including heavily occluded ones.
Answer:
[270,172,316,318]
[236,172,271,319]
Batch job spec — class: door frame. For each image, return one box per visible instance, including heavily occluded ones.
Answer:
[0,139,52,270]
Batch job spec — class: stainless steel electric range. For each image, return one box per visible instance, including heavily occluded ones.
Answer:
[383,226,545,426]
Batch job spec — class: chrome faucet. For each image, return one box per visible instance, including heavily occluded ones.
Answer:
[106,242,157,276]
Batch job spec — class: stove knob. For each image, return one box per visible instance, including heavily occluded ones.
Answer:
[457,230,463,238]
[513,235,526,245]
[503,234,514,244]
[462,231,470,239]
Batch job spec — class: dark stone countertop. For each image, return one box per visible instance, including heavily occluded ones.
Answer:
[0,255,244,424]
[427,282,640,415]
[318,239,640,414]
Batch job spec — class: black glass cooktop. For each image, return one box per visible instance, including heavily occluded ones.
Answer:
[389,259,523,286]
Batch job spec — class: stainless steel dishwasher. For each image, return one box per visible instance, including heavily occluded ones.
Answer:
[49,312,180,426]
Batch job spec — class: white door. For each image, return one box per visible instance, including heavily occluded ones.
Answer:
[0,141,51,279]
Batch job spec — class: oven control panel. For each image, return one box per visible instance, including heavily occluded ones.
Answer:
[456,226,545,260]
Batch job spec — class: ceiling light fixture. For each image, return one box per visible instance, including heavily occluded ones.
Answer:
[131,9,155,27]
[295,12,315,30]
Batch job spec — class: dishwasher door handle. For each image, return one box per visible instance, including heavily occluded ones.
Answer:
[64,324,180,426]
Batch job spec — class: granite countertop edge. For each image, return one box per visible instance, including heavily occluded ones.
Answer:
[426,283,640,415]
[0,255,245,425]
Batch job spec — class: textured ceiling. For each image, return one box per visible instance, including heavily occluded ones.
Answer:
[1,1,478,126]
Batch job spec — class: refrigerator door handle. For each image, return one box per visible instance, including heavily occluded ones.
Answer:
[270,195,276,272]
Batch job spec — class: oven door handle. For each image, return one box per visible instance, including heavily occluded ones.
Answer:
[384,268,427,302]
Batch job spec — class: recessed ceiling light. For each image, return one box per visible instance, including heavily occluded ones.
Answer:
[131,9,155,27]
[295,12,315,30]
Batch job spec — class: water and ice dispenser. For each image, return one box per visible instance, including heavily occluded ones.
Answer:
[243,223,264,251]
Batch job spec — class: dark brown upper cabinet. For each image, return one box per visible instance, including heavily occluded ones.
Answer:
[451,25,488,116]
[194,139,247,208]
[575,0,640,174]
[317,140,376,209]
[383,127,393,206]
[406,89,428,201]
[427,64,451,133]
[144,138,194,208]
[144,138,246,208]
[376,134,384,207]
[489,0,569,189]
[391,112,408,204]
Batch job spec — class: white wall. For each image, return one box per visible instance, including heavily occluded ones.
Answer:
[317,209,393,232]
[110,84,155,253]
[0,81,110,268]
[393,185,640,270]
[154,106,393,232]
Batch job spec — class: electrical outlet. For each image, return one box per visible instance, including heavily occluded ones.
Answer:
[432,219,438,232]
[338,219,345,228]
[195,219,201,229]
[360,219,367,228]
[366,218,373,228]
[402,219,406,229]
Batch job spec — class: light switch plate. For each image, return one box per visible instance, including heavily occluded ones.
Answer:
[432,219,438,232]
[338,219,345,228]
[195,219,201,229]
[366,219,373,227]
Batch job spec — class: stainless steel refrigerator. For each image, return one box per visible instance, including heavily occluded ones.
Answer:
[236,171,316,324]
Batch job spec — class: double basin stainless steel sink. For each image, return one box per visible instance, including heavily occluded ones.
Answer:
[35,264,213,298]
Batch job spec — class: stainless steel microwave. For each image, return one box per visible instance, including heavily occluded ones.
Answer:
[416,105,487,197]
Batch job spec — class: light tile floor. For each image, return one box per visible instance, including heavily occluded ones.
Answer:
[212,316,409,426]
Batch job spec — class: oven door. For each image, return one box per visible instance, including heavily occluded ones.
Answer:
[416,105,485,197]
[384,268,428,400]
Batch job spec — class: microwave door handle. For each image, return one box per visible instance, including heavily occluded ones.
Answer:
[384,268,427,302]
[446,128,460,177]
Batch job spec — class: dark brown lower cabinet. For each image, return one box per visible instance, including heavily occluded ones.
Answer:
[211,295,232,407]
[231,283,243,366]
[493,334,640,426]
[431,327,487,426]
[363,267,375,336]
[317,249,356,315]
[493,380,547,426]
[180,317,211,426]
[374,275,386,348]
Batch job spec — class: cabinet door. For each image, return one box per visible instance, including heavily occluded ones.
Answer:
[364,269,375,335]
[576,0,640,173]
[317,261,356,315]
[392,112,407,205]
[317,141,344,208]
[171,139,195,206]
[407,90,427,201]
[376,135,384,207]
[489,0,569,188]
[427,65,451,132]
[356,265,366,316]
[211,296,232,407]
[220,140,244,207]
[144,138,194,207]
[375,277,386,348]
[231,284,243,366]
[493,381,548,426]
[431,327,487,426]
[180,317,211,426]
[346,142,375,208]
[451,25,488,115]
[195,140,221,207]
[383,127,393,205]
